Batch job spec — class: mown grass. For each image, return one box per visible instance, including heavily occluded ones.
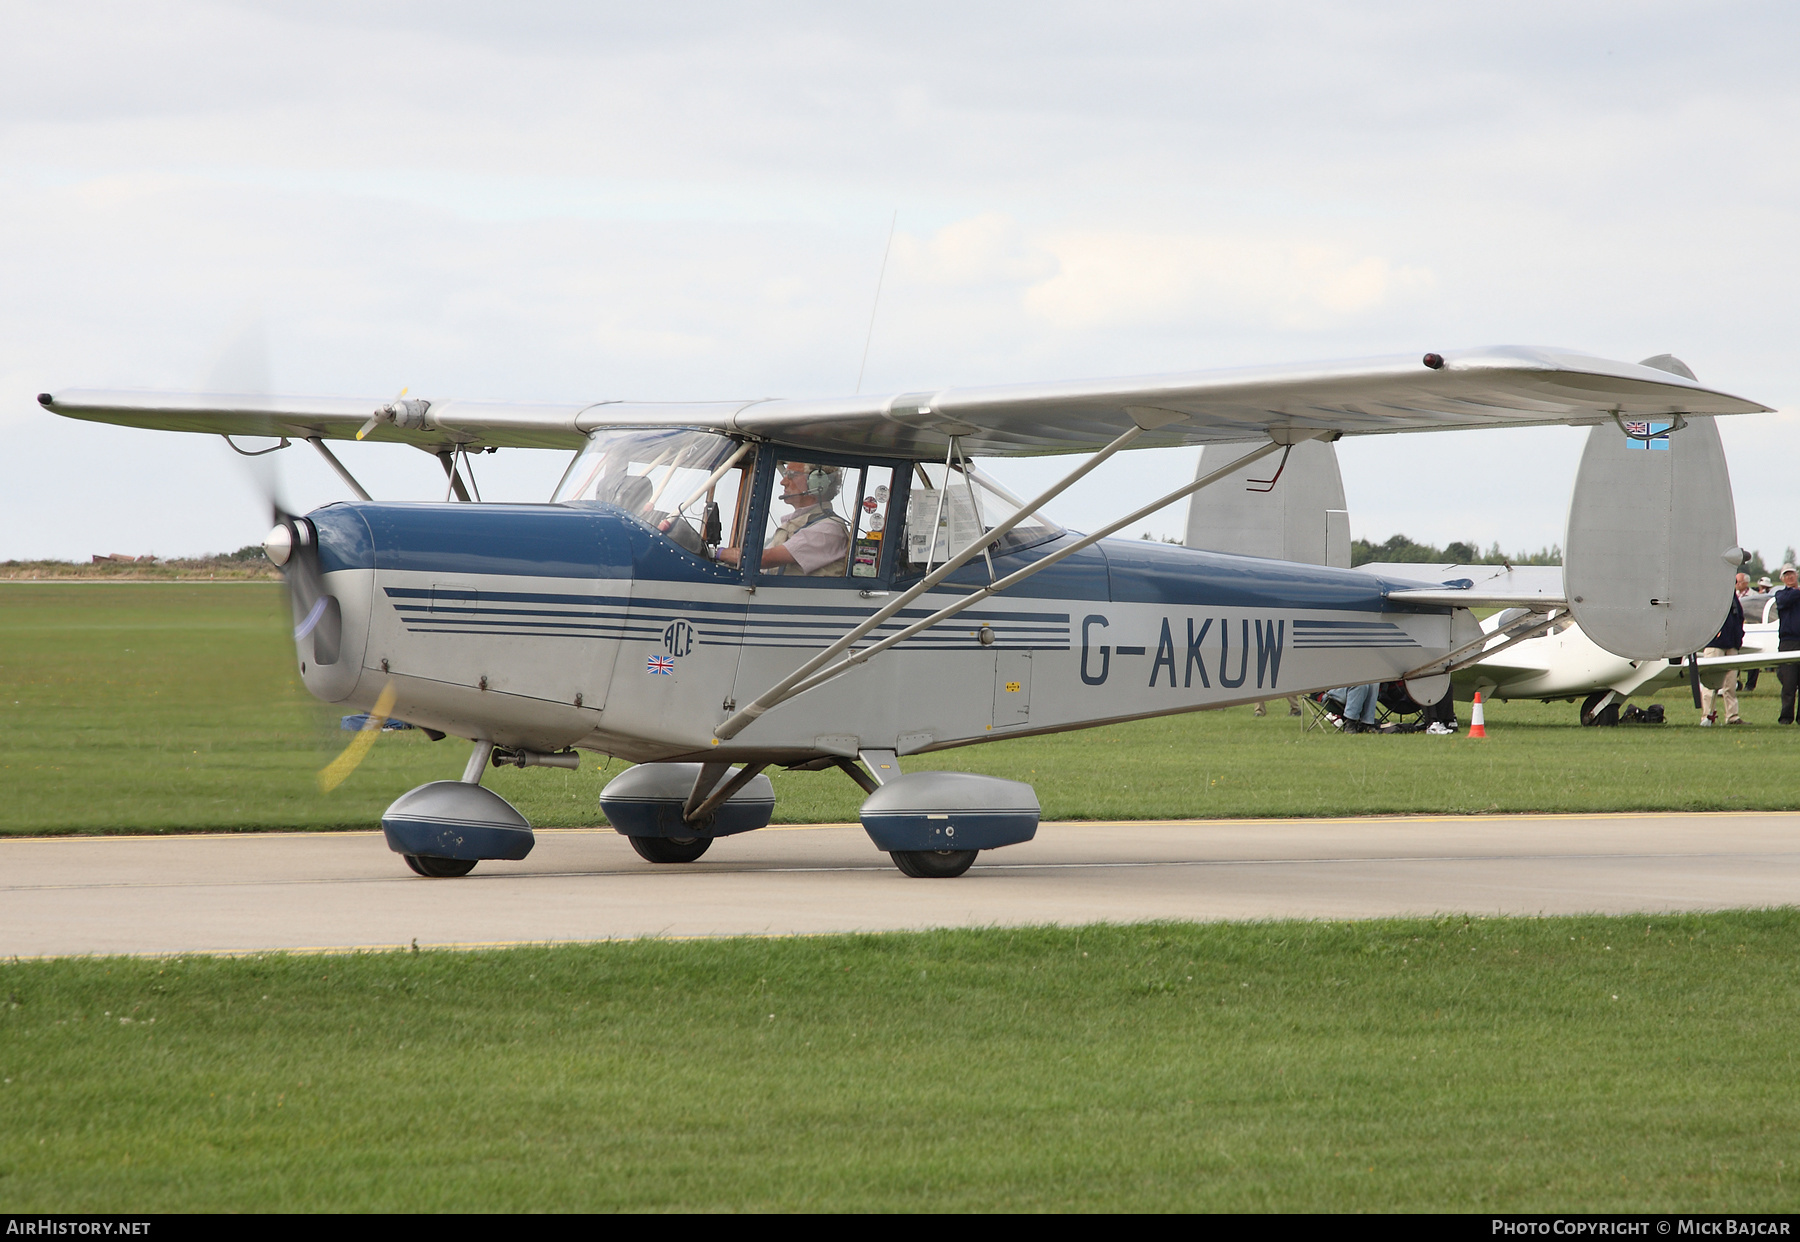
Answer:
[2,914,1798,1212]
[2,583,1795,834]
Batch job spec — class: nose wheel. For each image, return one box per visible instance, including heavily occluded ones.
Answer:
[889,849,979,878]
[403,854,478,877]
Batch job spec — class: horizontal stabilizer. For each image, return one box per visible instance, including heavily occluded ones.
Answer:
[1357,562,1566,609]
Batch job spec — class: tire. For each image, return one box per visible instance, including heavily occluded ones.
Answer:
[628,835,712,864]
[404,854,478,877]
[1580,692,1620,727]
[889,849,979,878]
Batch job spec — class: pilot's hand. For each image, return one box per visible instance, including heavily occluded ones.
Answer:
[716,546,741,567]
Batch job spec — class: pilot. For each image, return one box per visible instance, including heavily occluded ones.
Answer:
[716,462,850,576]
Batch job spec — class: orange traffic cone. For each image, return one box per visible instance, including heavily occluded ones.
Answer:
[1468,691,1487,739]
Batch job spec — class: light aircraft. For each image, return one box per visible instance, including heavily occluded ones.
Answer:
[1457,595,1795,725]
[40,347,1768,877]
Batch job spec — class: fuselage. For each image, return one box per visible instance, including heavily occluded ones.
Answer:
[297,499,1473,763]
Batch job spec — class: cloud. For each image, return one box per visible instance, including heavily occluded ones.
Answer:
[890,213,1056,288]
[1022,230,1434,331]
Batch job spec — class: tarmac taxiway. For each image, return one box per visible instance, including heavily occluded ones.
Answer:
[4,812,1797,958]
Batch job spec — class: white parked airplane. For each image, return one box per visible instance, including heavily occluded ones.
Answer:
[1455,598,1794,725]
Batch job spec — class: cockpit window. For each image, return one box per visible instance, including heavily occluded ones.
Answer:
[901,460,1062,572]
[554,428,754,557]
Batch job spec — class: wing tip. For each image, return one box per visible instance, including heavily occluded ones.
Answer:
[36,393,53,408]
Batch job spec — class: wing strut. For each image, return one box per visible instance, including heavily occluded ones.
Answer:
[1400,608,1564,681]
[714,430,1294,742]
[307,437,373,501]
[437,449,473,502]
[712,419,1168,741]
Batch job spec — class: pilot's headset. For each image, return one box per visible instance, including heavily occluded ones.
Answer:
[788,463,843,506]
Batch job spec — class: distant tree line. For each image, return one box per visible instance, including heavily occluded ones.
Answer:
[1350,536,1799,577]
[1350,535,1561,567]
[1744,547,1798,582]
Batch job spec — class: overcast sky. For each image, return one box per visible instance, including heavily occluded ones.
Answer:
[5,1,1797,561]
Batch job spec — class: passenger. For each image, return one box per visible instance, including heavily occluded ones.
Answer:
[716,462,850,577]
[1776,564,1800,725]
[1698,587,1745,726]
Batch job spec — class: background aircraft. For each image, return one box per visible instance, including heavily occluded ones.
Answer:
[1185,356,1796,729]
[1457,603,1794,726]
[41,346,1766,877]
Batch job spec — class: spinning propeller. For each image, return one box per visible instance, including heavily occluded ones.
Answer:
[262,504,400,791]
[208,321,404,793]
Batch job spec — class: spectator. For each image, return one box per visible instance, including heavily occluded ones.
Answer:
[1330,684,1380,734]
[1740,573,1762,692]
[1420,689,1458,735]
[1254,696,1302,718]
[1699,588,1745,726]
[1777,564,1800,725]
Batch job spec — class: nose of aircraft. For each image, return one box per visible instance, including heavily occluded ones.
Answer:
[263,523,294,566]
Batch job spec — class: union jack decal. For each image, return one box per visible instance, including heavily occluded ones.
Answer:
[646,655,675,675]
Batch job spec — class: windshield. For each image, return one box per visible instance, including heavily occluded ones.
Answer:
[554,428,753,555]
[901,460,1062,572]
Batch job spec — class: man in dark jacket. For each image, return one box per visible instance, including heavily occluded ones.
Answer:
[1700,588,1746,725]
[1777,564,1800,725]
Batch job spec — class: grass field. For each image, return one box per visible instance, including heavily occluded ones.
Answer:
[3,583,1798,833]
[3,913,1798,1211]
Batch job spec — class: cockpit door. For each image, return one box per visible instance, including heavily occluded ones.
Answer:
[728,454,906,757]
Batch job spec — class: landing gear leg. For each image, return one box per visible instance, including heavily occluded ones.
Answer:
[889,849,979,879]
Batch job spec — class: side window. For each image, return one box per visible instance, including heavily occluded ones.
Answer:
[760,460,852,578]
[746,460,898,581]
[847,466,896,578]
[900,460,1062,573]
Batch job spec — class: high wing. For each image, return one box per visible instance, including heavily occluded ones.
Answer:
[39,344,1768,458]
[33,391,754,453]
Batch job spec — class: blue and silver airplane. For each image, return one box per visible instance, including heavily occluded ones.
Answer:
[39,346,1767,877]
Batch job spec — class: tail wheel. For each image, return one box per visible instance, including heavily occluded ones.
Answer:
[1580,692,1620,727]
[628,835,712,864]
[404,854,478,877]
[890,849,979,878]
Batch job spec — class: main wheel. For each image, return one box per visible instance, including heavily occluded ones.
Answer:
[404,854,478,877]
[628,835,712,864]
[1579,691,1620,727]
[889,849,979,878]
